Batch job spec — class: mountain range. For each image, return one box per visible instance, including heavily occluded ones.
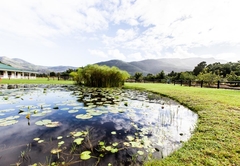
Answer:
[0,56,78,73]
[97,57,227,75]
[0,56,227,75]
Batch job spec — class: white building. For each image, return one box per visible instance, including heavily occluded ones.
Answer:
[0,62,38,79]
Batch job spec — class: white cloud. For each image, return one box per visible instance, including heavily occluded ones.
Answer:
[164,46,197,59]
[108,49,126,60]
[202,53,239,62]
[128,52,143,60]
[0,0,240,66]
[0,0,108,40]
[89,49,108,58]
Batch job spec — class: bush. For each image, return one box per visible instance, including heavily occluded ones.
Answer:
[70,65,130,87]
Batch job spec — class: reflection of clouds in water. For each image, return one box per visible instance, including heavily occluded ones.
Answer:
[99,113,132,131]
[0,87,198,164]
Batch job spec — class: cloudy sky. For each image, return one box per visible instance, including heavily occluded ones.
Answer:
[0,0,239,67]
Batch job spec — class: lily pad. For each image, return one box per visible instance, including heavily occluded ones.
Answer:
[58,141,65,145]
[51,148,62,154]
[111,148,118,153]
[38,140,44,143]
[60,108,70,111]
[112,142,118,147]
[111,131,117,135]
[33,137,40,141]
[35,119,60,127]
[76,114,93,119]
[127,135,134,141]
[80,151,91,160]
[74,138,84,145]
[68,110,78,113]
[137,150,144,155]
[105,146,112,151]
[99,141,105,146]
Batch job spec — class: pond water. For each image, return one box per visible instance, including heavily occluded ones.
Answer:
[0,85,198,166]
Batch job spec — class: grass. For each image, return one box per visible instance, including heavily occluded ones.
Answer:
[124,83,240,166]
[0,77,74,85]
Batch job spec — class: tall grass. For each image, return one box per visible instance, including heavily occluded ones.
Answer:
[125,83,240,166]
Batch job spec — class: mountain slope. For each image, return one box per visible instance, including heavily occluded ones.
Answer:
[0,56,227,75]
[0,56,77,73]
[97,57,227,75]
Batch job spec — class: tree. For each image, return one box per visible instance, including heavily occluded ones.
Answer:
[155,70,165,80]
[193,61,207,76]
[144,73,155,81]
[197,71,220,86]
[226,71,240,81]
[134,72,143,82]
[179,72,195,80]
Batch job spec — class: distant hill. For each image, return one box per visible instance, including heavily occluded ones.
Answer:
[0,56,227,75]
[97,57,227,75]
[0,56,77,73]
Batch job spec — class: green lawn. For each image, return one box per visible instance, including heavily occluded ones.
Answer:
[0,77,74,85]
[124,83,240,166]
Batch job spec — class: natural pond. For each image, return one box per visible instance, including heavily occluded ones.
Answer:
[0,85,198,166]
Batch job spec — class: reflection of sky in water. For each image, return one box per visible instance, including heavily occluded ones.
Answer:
[0,86,198,165]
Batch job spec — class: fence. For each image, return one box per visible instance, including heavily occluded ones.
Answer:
[126,79,240,90]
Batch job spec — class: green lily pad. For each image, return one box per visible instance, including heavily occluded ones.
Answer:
[76,114,93,119]
[72,131,84,137]
[111,148,118,153]
[137,150,144,155]
[112,142,118,147]
[68,110,78,113]
[127,135,134,141]
[130,141,143,148]
[33,137,40,141]
[80,151,91,160]
[38,140,44,143]
[35,119,60,127]
[58,141,65,145]
[74,138,84,145]
[61,108,70,111]
[111,131,117,135]
[105,146,112,151]
[0,119,18,126]
[51,148,62,154]
[99,141,105,146]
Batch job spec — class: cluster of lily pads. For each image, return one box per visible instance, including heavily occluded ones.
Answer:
[0,86,198,165]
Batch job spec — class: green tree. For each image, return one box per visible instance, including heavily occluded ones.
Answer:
[144,73,155,81]
[179,72,195,80]
[197,71,220,86]
[226,71,240,81]
[155,70,165,80]
[134,72,143,82]
[193,61,207,76]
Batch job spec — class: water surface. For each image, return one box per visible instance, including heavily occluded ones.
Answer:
[0,85,198,166]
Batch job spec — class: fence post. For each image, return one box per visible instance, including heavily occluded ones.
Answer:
[201,80,203,88]
[174,80,175,85]
[180,80,183,86]
[189,80,191,87]
[217,80,220,89]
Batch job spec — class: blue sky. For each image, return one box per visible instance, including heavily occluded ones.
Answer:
[0,0,239,67]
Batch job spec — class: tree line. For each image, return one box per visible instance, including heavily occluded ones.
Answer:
[131,61,240,85]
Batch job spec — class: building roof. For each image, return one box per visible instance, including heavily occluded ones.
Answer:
[0,63,38,73]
